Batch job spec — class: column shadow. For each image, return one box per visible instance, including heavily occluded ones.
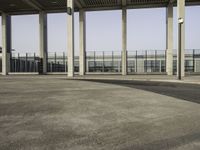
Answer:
[77,79,200,104]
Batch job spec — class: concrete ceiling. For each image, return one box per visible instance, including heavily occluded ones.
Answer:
[0,0,200,15]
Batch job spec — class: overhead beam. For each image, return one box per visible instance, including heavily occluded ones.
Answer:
[22,0,43,11]
[78,0,86,7]
[75,0,86,9]
[75,0,82,9]
[168,0,176,6]
[0,4,171,15]
[169,0,176,3]
[2,1,200,15]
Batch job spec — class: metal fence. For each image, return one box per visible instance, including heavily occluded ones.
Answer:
[0,49,200,74]
[127,50,166,73]
[10,53,39,72]
[184,49,200,73]
[47,52,79,73]
[47,52,67,72]
[86,51,121,73]
[171,49,200,73]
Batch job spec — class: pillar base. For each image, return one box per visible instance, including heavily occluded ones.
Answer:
[166,50,173,76]
[2,53,11,76]
[122,51,127,76]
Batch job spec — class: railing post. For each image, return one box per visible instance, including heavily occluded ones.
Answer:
[85,51,87,73]
[63,52,66,72]
[18,53,20,72]
[55,52,57,72]
[58,61,60,72]
[145,50,147,72]
[132,52,134,72]
[193,49,195,72]
[51,62,53,72]
[102,51,105,72]
[136,51,138,73]
[165,50,167,73]
[112,51,114,72]
[14,54,17,72]
[155,50,157,72]
[10,52,13,72]
[94,51,96,72]
[33,53,36,72]
[25,53,28,72]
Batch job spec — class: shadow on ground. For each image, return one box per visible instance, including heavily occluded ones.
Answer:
[78,79,200,104]
[123,132,200,150]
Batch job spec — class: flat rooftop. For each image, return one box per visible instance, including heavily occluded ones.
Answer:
[0,0,200,15]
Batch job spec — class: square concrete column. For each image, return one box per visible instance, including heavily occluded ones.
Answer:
[79,9,86,76]
[39,11,48,74]
[122,7,127,75]
[177,0,185,79]
[67,0,75,77]
[1,13,11,75]
[166,3,173,75]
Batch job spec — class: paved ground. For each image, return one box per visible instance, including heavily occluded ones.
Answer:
[0,75,200,150]
[75,74,200,85]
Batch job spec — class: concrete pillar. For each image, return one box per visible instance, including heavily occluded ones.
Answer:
[67,0,75,77]
[79,9,86,75]
[122,7,127,75]
[177,0,185,79]
[166,3,173,75]
[39,11,48,74]
[2,13,11,75]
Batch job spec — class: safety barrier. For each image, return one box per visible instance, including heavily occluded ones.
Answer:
[0,49,199,74]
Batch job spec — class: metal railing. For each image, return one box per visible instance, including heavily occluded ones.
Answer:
[47,52,79,73]
[127,50,166,73]
[0,49,199,74]
[86,51,121,73]
[47,52,67,72]
[10,53,39,72]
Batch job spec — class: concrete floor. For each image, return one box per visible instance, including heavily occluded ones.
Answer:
[0,75,200,150]
[75,74,200,85]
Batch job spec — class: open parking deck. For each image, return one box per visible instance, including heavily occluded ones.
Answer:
[0,75,200,150]
[1,0,200,79]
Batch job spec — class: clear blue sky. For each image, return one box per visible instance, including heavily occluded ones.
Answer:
[0,6,200,54]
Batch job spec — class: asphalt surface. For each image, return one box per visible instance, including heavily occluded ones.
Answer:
[0,75,200,150]
[80,79,200,104]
